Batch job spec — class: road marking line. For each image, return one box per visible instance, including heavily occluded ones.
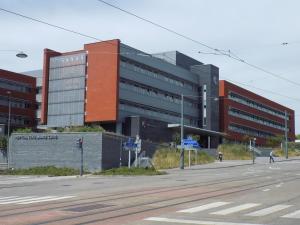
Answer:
[282,210,300,218]
[246,205,292,216]
[178,202,231,213]
[144,217,265,225]
[211,203,261,215]
[19,196,75,204]
[0,196,18,200]
[262,189,270,192]
[0,196,54,204]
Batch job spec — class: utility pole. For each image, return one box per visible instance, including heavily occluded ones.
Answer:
[6,91,11,167]
[180,94,184,169]
[284,110,288,159]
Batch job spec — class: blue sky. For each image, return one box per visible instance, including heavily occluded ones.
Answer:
[0,0,299,133]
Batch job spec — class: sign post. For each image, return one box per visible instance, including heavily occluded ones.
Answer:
[178,136,200,168]
[76,137,83,176]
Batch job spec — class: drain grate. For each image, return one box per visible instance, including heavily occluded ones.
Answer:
[65,203,113,212]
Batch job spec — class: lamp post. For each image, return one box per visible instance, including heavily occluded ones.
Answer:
[252,138,256,164]
[180,94,218,169]
[6,91,11,165]
[0,50,28,58]
[284,110,288,159]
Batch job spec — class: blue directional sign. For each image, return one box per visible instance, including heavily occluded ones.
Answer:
[123,138,137,150]
[181,136,200,150]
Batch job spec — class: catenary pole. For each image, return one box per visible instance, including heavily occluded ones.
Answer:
[180,94,184,169]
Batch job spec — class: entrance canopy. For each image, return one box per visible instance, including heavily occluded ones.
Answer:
[167,124,225,137]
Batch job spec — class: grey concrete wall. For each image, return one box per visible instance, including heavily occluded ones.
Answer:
[9,132,102,172]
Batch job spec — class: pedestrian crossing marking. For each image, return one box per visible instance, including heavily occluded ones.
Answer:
[145,217,264,225]
[282,209,300,219]
[245,204,292,216]
[210,203,261,215]
[0,195,75,205]
[19,196,75,204]
[178,202,231,213]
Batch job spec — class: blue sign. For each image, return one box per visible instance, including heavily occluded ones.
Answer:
[123,138,137,150]
[181,136,200,150]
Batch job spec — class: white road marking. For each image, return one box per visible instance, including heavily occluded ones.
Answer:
[275,183,284,188]
[0,196,18,200]
[0,195,75,205]
[144,217,265,225]
[178,202,231,213]
[211,203,261,215]
[282,210,300,219]
[246,205,292,216]
[0,196,36,205]
[19,195,75,204]
[262,189,270,192]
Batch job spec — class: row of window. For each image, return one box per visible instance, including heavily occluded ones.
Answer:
[49,53,86,69]
[119,101,198,126]
[119,79,198,108]
[47,114,84,127]
[48,102,84,116]
[48,89,85,104]
[49,65,86,81]
[48,77,85,92]
[229,108,286,131]
[228,123,273,138]
[0,78,32,93]
[120,58,198,91]
[229,92,287,119]
[0,95,32,109]
[0,113,31,126]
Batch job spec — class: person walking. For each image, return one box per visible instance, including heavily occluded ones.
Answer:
[218,151,223,162]
[269,150,275,163]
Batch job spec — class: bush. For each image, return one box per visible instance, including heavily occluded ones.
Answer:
[218,144,251,160]
[94,167,166,176]
[152,147,214,169]
[59,126,105,132]
[13,128,32,133]
[0,166,81,176]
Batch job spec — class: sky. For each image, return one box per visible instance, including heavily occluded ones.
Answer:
[0,0,299,134]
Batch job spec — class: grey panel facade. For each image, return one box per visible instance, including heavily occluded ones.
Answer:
[47,53,86,127]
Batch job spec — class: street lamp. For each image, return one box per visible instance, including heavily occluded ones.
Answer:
[0,50,28,58]
[180,94,219,169]
[6,91,11,165]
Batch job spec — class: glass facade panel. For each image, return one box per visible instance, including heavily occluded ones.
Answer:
[47,53,86,127]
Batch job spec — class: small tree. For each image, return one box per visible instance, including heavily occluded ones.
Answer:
[172,132,181,145]
[296,134,300,140]
[266,135,283,148]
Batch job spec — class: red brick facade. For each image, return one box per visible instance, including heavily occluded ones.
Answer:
[219,80,295,145]
[0,69,36,130]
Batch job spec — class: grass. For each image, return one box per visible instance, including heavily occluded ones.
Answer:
[93,167,166,176]
[217,144,252,160]
[0,166,80,176]
[274,148,300,157]
[152,148,215,169]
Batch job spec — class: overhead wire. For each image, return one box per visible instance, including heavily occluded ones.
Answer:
[95,0,300,87]
[1,6,299,104]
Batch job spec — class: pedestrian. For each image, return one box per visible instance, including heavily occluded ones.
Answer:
[269,150,275,163]
[218,151,223,162]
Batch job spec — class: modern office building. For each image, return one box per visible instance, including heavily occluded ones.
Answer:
[22,70,43,125]
[219,80,295,145]
[41,39,222,146]
[0,69,36,134]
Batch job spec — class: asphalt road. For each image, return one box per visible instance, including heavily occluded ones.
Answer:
[0,157,299,225]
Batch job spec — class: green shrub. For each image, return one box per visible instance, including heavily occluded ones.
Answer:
[94,167,166,176]
[152,148,214,169]
[13,128,32,133]
[0,166,80,176]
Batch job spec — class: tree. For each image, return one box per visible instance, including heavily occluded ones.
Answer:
[0,136,7,150]
[172,132,181,145]
[296,134,300,140]
[266,135,284,148]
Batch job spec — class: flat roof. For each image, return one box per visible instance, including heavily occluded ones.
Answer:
[168,124,226,137]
